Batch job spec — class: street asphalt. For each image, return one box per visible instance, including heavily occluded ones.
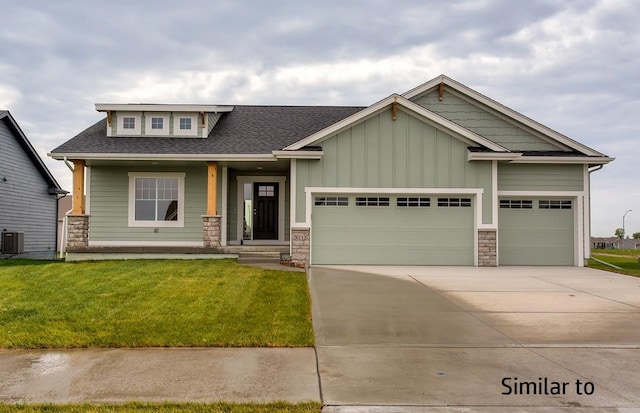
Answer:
[1,265,639,413]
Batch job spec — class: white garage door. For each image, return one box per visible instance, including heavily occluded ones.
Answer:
[499,198,575,265]
[311,194,475,265]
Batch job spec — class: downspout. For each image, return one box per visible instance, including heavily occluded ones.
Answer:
[586,164,604,262]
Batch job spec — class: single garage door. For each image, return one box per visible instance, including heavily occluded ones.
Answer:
[498,198,575,265]
[311,194,475,265]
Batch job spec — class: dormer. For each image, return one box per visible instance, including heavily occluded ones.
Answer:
[96,104,234,138]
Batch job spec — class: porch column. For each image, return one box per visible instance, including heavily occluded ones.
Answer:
[67,159,89,249]
[71,160,85,214]
[206,161,218,215]
[203,161,221,247]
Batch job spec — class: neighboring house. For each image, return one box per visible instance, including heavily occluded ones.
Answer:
[592,237,640,250]
[0,111,66,258]
[49,75,613,266]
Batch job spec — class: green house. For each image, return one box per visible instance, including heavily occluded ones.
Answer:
[49,75,613,266]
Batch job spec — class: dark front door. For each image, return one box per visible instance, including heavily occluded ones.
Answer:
[253,183,279,240]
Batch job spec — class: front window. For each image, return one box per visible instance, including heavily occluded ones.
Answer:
[128,173,185,227]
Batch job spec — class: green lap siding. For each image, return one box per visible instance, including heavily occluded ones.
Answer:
[413,90,561,152]
[498,164,584,191]
[88,163,208,242]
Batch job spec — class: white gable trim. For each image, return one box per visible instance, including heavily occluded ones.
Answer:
[402,75,606,157]
[285,94,509,153]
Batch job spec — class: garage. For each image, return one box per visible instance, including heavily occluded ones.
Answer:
[498,198,575,265]
[311,194,475,265]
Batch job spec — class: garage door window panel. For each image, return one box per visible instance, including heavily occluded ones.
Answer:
[539,200,572,209]
[397,197,430,207]
[315,196,349,206]
[437,198,472,207]
[356,197,390,206]
[500,200,533,209]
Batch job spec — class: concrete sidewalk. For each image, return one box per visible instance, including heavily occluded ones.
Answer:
[0,348,319,404]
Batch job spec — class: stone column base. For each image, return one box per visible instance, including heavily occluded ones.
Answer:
[67,214,89,249]
[478,229,497,267]
[202,215,222,247]
[291,227,310,267]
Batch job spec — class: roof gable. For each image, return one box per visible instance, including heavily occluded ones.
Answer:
[285,94,509,152]
[0,111,63,192]
[403,75,605,157]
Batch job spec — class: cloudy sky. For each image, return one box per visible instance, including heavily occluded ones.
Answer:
[0,0,638,237]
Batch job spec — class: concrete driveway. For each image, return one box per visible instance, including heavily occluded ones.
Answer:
[308,266,640,412]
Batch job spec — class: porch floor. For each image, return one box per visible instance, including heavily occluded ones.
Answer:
[64,245,291,262]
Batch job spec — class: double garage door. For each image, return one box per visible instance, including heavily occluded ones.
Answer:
[498,198,575,265]
[311,194,475,265]
[310,194,577,266]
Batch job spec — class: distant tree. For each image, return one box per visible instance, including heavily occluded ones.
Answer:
[633,232,640,239]
[615,228,625,239]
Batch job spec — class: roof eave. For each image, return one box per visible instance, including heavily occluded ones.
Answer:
[272,150,324,159]
[508,156,615,165]
[48,152,278,162]
[95,104,234,113]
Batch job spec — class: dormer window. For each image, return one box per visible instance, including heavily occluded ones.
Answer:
[151,117,164,130]
[144,113,169,136]
[123,117,136,129]
[174,113,199,136]
[179,117,192,130]
[118,112,141,135]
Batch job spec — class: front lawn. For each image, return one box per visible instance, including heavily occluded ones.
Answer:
[589,250,640,277]
[0,402,321,413]
[0,259,313,348]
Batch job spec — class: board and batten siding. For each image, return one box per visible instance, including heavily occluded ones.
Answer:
[295,107,493,224]
[413,90,561,152]
[498,164,584,191]
[0,120,57,257]
[88,163,210,242]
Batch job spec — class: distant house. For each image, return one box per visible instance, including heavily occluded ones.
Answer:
[592,237,640,250]
[0,111,67,258]
[50,75,613,266]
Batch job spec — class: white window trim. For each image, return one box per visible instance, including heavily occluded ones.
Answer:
[128,172,185,227]
[173,113,199,137]
[118,112,141,135]
[144,112,170,136]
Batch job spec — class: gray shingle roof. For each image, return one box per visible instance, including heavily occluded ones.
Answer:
[51,105,365,155]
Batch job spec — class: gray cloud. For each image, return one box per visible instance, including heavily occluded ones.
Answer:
[0,0,638,236]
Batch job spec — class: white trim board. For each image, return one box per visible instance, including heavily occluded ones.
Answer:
[88,241,204,247]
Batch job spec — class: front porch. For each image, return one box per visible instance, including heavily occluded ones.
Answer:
[63,158,305,262]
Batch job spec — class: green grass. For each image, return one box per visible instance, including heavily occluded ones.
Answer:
[589,250,640,277]
[0,259,313,348]
[0,402,321,413]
